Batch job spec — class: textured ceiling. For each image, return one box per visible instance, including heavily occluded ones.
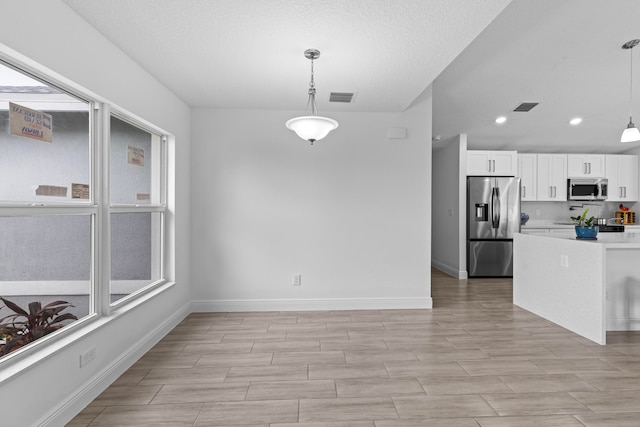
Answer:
[60,0,638,154]
[61,0,511,112]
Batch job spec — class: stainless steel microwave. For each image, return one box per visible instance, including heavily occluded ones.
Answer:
[567,178,608,201]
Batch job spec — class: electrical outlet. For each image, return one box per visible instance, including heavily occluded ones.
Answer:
[560,255,569,268]
[293,274,302,286]
[80,346,96,368]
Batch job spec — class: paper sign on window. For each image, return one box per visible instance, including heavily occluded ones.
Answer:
[72,183,90,199]
[127,145,145,166]
[35,185,67,197]
[9,102,53,143]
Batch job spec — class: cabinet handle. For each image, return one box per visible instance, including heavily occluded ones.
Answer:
[620,186,624,198]
[492,159,496,172]
[624,186,627,198]
[522,186,526,198]
[549,186,553,198]
[589,163,592,174]
[488,160,491,172]
[584,163,588,174]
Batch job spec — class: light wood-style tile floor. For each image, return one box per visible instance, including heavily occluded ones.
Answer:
[68,269,640,426]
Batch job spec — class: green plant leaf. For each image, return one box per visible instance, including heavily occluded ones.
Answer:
[41,301,75,310]
[0,297,28,317]
[49,313,78,325]
[28,301,42,317]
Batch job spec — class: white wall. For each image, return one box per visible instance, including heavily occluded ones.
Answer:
[0,1,191,426]
[191,88,432,311]
[431,134,467,278]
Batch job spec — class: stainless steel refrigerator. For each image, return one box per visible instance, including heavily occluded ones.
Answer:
[467,176,521,277]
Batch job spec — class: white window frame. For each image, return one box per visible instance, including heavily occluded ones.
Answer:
[106,109,168,310]
[0,54,171,363]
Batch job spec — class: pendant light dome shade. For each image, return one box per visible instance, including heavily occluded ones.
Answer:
[286,49,338,145]
[621,119,640,143]
[285,116,338,144]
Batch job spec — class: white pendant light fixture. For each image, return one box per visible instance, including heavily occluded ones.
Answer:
[621,39,640,143]
[286,49,338,145]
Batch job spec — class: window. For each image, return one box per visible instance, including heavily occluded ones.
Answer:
[0,58,169,359]
[109,115,166,304]
[0,214,92,318]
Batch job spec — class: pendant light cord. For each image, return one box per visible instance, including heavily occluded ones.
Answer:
[306,57,318,116]
[629,44,634,121]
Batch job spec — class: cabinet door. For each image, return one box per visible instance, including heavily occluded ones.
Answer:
[550,155,568,201]
[467,150,517,176]
[568,154,605,177]
[492,151,517,176]
[517,154,537,201]
[606,154,638,201]
[467,151,493,175]
[620,155,639,201]
[587,155,606,177]
[537,154,567,201]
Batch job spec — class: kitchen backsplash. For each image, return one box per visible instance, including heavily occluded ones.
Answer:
[521,201,639,222]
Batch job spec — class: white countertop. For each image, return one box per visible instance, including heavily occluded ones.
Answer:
[521,220,571,228]
[519,231,640,247]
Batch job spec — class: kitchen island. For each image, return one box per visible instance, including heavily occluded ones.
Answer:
[514,231,640,344]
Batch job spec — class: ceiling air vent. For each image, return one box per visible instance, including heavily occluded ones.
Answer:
[513,102,539,112]
[329,92,355,103]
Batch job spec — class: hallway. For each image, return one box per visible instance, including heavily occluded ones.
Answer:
[68,270,640,426]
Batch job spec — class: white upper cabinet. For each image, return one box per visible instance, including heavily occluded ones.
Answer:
[517,153,537,201]
[467,150,517,176]
[606,154,638,202]
[567,154,606,178]
[537,154,567,201]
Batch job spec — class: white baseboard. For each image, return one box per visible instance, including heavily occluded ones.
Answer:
[39,301,191,427]
[192,297,433,312]
[431,259,467,279]
[607,318,640,331]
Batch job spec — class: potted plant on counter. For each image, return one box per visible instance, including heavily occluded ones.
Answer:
[570,208,598,239]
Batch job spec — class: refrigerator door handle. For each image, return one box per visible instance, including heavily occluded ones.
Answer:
[491,187,501,228]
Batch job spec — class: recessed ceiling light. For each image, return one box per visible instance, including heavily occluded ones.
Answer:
[495,116,507,124]
[569,117,583,125]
